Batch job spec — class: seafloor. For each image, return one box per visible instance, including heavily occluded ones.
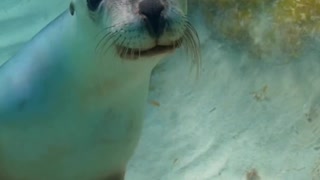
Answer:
[1,0,320,179]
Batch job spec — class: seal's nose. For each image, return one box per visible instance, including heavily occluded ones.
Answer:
[139,0,166,38]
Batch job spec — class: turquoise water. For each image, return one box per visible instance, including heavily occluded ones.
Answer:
[1,0,320,179]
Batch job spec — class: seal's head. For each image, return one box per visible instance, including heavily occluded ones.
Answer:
[70,0,200,65]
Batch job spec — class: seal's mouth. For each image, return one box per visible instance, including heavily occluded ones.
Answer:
[116,38,183,60]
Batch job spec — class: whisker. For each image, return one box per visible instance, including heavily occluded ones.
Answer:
[96,31,113,53]
[95,22,131,39]
[182,20,201,78]
[102,33,122,57]
[95,22,133,58]
[97,31,117,57]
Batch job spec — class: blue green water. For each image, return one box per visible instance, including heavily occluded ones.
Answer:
[1,0,320,179]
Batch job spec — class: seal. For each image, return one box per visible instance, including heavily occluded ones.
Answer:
[0,0,200,179]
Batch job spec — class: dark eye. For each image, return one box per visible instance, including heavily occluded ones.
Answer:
[87,0,103,11]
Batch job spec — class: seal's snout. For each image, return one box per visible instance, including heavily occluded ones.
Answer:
[139,0,166,38]
[101,0,199,61]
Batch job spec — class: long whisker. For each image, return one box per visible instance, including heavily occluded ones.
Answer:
[95,22,131,39]
[96,31,118,58]
[103,33,122,56]
[96,31,114,53]
[95,22,132,57]
[182,20,201,78]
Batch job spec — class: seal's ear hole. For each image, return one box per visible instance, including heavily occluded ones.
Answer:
[69,2,75,16]
[87,0,103,12]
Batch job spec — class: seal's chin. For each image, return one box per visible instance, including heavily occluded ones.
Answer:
[116,38,183,60]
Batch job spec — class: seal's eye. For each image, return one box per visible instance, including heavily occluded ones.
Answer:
[87,0,103,11]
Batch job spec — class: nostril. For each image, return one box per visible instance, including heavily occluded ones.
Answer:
[139,0,164,18]
[139,0,166,38]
